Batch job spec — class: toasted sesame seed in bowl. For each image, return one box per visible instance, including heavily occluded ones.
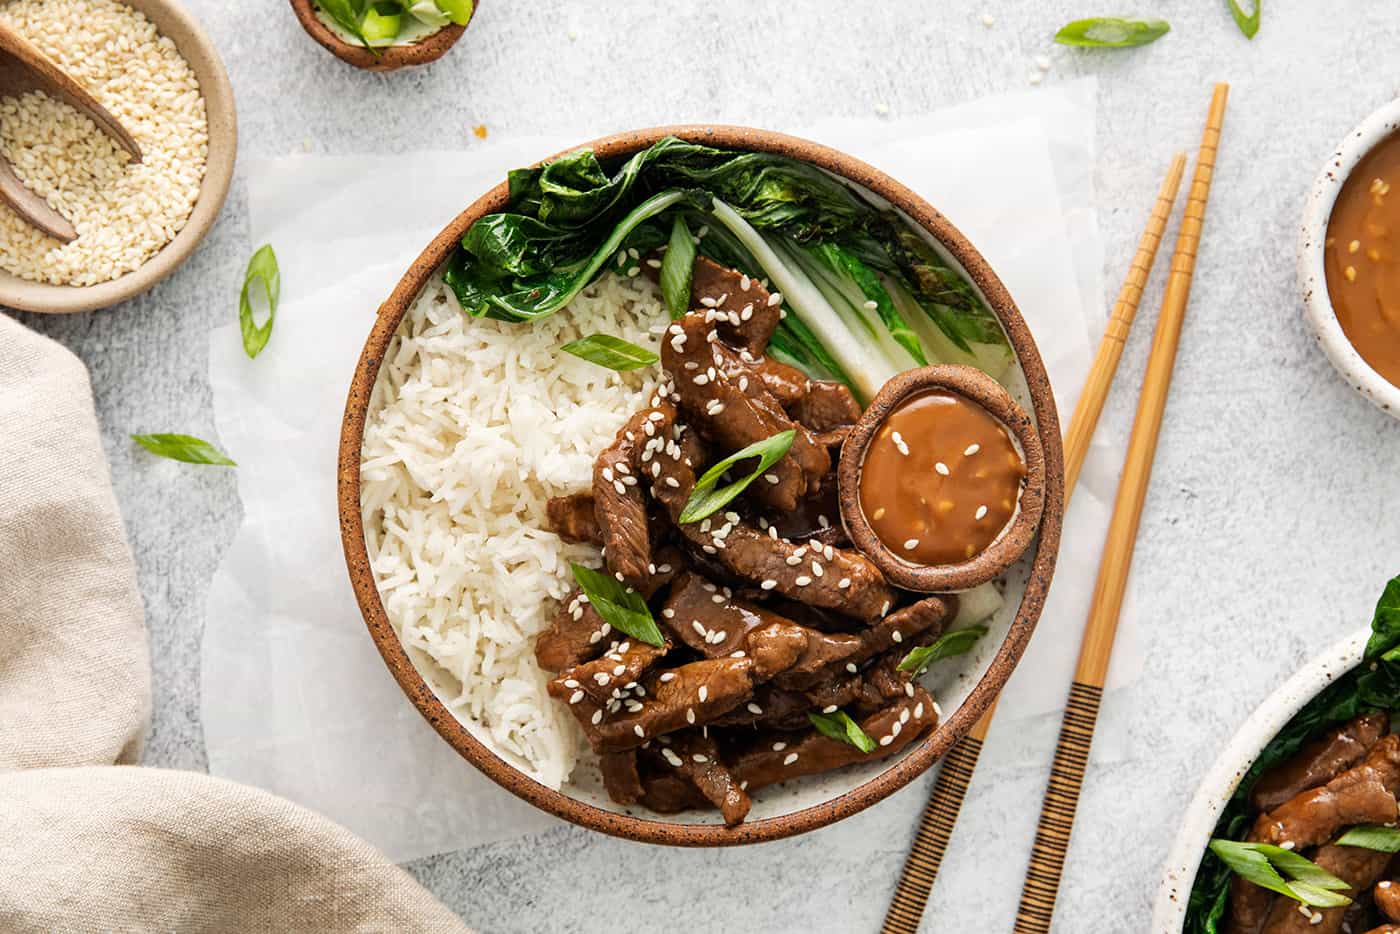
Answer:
[0,0,235,314]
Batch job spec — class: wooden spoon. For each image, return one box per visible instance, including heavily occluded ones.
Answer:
[0,20,142,243]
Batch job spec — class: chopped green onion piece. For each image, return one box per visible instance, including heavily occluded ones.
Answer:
[679,430,796,525]
[1226,0,1260,38]
[130,433,237,467]
[1207,840,1352,909]
[660,214,697,319]
[560,334,659,372]
[898,625,988,675]
[1335,825,1400,853]
[570,563,665,648]
[315,0,372,45]
[238,244,280,359]
[405,0,450,27]
[361,3,403,45]
[808,709,877,753]
[1054,17,1170,48]
[434,0,474,25]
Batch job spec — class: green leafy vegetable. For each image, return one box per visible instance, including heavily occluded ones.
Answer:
[1054,17,1171,48]
[130,433,236,467]
[360,3,403,45]
[434,0,474,25]
[679,430,796,525]
[660,214,696,319]
[811,242,926,365]
[315,0,372,45]
[1206,840,1351,909]
[897,625,988,675]
[808,710,877,753]
[1185,575,1400,933]
[239,244,280,359]
[1335,825,1400,853]
[560,334,658,371]
[1226,0,1260,38]
[569,563,665,648]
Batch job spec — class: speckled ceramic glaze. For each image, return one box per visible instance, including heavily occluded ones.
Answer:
[0,0,236,314]
[1300,97,1400,418]
[338,126,1066,846]
[837,364,1045,593]
[1151,629,1369,931]
[288,0,471,72]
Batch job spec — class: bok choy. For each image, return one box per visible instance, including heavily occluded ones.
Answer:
[442,136,1013,402]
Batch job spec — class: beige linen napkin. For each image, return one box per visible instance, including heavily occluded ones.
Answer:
[0,314,469,934]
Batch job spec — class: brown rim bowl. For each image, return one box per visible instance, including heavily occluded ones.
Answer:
[0,0,236,315]
[288,0,471,72]
[837,364,1046,593]
[337,125,1066,846]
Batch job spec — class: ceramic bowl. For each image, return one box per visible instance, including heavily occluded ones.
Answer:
[837,364,1046,593]
[1299,97,1400,418]
[0,0,236,315]
[288,0,474,72]
[337,125,1066,846]
[1151,628,1368,931]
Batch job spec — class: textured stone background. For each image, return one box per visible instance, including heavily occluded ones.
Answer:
[11,1,1400,930]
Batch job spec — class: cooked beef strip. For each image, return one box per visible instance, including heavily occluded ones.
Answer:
[600,751,644,805]
[557,657,757,753]
[752,357,808,407]
[1251,712,1390,813]
[759,481,847,549]
[1260,844,1392,934]
[546,492,602,545]
[710,675,866,731]
[1226,816,1277,934]
[553,638,670,706]
[689,255,780,354]
[729,685,939,792]
[1378,879,1400,923]
[1258,734,1400,851]
[646,731,752,826]
[647,417,896,622]
[662,312,828,511]
[594,404,678,587]
[533,546,684,672]
[793,379,862,434]
[634,770,701,815]
[772,595,951,691]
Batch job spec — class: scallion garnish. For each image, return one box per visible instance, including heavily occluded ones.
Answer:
[679,430,796,524]
[660,214,697,319]
[360,3,403,46]
[808,709,877,753]
[560,334,659,372]
[1054,17,1170,48]
[897,625,988,676]
[239,244,280,359]
[1335,825,1400,853]
[130,433,237,467]
[1226,0,1260,39]
[570,563,665,648]
[1207,840,1352,909]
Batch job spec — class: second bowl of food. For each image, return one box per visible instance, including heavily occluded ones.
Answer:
[338,126,1065,845]
[1155,576,1400,932]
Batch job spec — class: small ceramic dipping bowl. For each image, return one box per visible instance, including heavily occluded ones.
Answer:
[1151,629,1367,932]
[1300,97,1400,418]
[288,0,475,72]
[837,364,1046,593]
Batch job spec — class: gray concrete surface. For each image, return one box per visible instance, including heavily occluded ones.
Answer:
[11,1,1400,930]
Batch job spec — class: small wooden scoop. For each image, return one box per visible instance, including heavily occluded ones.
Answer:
[0,20,142,242]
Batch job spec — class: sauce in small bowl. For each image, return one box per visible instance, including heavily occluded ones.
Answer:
[838,365,1045,592]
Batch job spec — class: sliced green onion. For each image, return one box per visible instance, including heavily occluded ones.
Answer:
[1054,17,1170,48]
[679,430,795,524]
[1226,0,1260,39]
[1207,840,1352,909]
[315,0,372,45]
[898,625,988,676]
[808,710,877,753]
[238,244,280,360]
[361,3,403,45]
[560,334,659,372]
[131,433,237,467]
[570,563,665,648]
[405,0,450,27]
[1335,825,1400,853]
[660,214,696,319]
[434,0,474,25]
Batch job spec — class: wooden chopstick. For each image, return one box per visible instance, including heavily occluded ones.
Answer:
[880,152,1188,934]
[1012,82,1230,934]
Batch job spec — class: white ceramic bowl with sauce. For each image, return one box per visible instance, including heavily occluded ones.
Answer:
[1151,629,1369,932]
[1299,98,1400,419]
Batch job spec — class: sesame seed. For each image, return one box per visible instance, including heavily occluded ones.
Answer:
[613,665,626,676]
[872,507,886,520]
[892,432,910,456]
[838,578,850,589]
[614,480,626,495]
[747,703,763,714]
[976,505,989,520]
[915,703,924,718]
[765,474,780,485]
[634,724,646,737]
[811,562,824,577]
[1350,239,1361,253]
[646,258,662,268]
[903,538,919,550]
[906,683,915,698]
[892,722,902,737]
[881,601,891,616]
[760,579,778,590]
[892,630,904,643]
[1280,841,1296,851]
[1345,265,1358,282]
[768,292,782,307]
[692,754,709,763]
[847,663,858,673]
[660,672,677,683]
[796,575,812,586]
[863,299,878,311]
[665,476,680,488]
[935,462,950,476]
[965,443,981,456]
[686,707,696,724]
[772,742,787,752]
[698,685,709,702]
[569,690,584,704]
[823,705,838,713]
[595,672,610,685]
[601,467,614,482]
[981,12,995,26]
[663,748,683,767]
[879,735,894,746]
[591,710,604,725]
[783,753,799,765]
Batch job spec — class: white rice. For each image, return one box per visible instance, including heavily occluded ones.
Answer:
[361,271,665,788]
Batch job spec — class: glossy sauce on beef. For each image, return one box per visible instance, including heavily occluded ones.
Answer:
[858,388,1024,567]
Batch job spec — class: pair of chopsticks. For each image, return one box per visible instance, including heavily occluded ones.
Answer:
[882,82,1229,934]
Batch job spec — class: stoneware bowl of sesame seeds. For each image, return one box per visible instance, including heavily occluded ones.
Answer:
[338,125,1065,846]
[1300,97,1400,419]
[0,0,235,315]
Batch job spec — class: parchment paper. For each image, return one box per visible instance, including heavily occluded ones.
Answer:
[203,77,1142,861]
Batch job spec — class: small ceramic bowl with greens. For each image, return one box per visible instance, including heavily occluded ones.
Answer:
[1155,576,1400,932]
[289,0,478,72]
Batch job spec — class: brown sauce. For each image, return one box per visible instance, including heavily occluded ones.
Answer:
[857,389,1024,567]
[1326,131,1400,386]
